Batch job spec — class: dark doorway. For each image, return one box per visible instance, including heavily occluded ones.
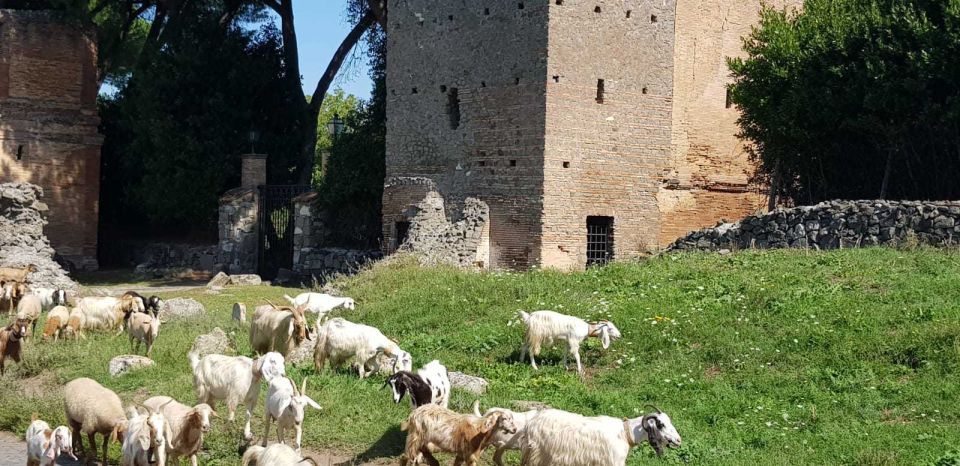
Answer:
[258,185,311,279]
[395,221,411,249]
[586,216,614,267]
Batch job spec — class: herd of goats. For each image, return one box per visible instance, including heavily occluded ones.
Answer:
[0,264,682,466]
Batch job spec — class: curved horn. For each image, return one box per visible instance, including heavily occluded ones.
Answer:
[301,377,309,396]
[472,400,482,417]
[286,376,300,396]
[644,404,663,414]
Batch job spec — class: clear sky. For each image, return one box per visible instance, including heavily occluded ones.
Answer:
[268,2,374,100]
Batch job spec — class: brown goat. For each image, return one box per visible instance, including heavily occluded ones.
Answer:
[400,404,517,466]
[0,264,37,283]
[0,281,27,316]
[0,318,28,375]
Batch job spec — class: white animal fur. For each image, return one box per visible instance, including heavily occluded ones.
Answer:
[241,443,316,466]
[76,296,124,332]
[127,312,160,355]
[41,305,70,342]
[520,408,682,466]
[62,307,87,340]
[283,292,355,321]
[143,396,216,466]
[313,317,412,378]
[26,415,77,466]
[262,377,321,451]
[63,378,128,466]
[31,287,66,312]
[518,310,622,375]
[16,294,42,337]
[249,305,311,357]
[122,405,173,466]
[472,401,539,466]
[189,350,285,440]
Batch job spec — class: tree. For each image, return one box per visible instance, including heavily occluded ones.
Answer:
[729,0,960,204]
[312,89,363,183]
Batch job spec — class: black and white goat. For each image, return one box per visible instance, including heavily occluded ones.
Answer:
[384,360,451,409]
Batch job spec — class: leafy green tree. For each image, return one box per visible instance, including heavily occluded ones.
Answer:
[312,89,362,182]
[729,0,960,204]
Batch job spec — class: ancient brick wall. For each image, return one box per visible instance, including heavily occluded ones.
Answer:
[542,0,677,269]
[0,10,102,270]
[383,0,550,269]
[661,0,802,245]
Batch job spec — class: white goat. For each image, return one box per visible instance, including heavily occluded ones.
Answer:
[127,312,160,356]
[262,376,321,451]
[517,310,622,375]
[472,401,539,466]
[283,292,355,321]
[76,296,124,333]
[122,405,173,466]
[16,294,42,338]
[189,350,285,440]
[241,443,318,466]
[249,304,312,357]
[31,287,66,312]
[385,360,450,409]
[143,396,216,466]
[400,404,518,466]
[313,317,412,378]
[25,414,77,466]
[520,406,682,466]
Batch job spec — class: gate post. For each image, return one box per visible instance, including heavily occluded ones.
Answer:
[217,154,267,274]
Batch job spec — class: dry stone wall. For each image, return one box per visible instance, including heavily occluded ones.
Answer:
[218,188,258,274]
[402,191,490,268]
[0,182,77,289]
[668,200,960,252]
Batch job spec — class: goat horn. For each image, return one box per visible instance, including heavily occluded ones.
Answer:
[644,404,663,414]
[286,376,300,396]
[263,298,279,309]
[301,377,308,396]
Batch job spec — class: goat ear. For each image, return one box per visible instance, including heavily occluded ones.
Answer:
[600,326,611,349]
[303,396,322,410]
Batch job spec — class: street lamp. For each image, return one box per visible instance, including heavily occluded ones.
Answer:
[327,114,345,138]
[248,129,261,154]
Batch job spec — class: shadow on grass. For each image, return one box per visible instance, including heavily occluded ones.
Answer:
[339,424,405,465]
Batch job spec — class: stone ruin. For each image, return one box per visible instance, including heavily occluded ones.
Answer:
[0,182,78,289]
[401,191,490,268]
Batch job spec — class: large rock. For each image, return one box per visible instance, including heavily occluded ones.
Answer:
[0,183,78,290]
[229,274,262,286]
[287,338,317,365]
[449,371,488,395]
[190,327,233,357]
[207,271,230,287]
[159,298,205,320]
[109,355,154,376]
[232,303,247,323]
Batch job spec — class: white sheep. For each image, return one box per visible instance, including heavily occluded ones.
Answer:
[121,405,173,466]
[400,404,518,466]
[385,360,451,409]
[262,376,321,451]
[31,287,66,312]
[249,304,311,357]
[313,317,412,378]
[63,377,128,465]
[127,312,160,356]
[283,292,355,321]
[189,350,285,441]
[41,305,70,342]
[517,310,622,376]
[520,406,682,466]
[143,396,216,466]
[241,443,317,466]
[471,400,539,466]
[25,414,77,466]
[16,293,42,338]
[62,307,87,340]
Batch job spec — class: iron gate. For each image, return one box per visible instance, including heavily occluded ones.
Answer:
[258,185,311,279]
[586,216,614,267]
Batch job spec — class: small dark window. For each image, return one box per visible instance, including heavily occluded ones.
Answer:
[481,81,487,88]
[395,221,411,248]
[440,85,447,93]
[447,88,461,130]
[586,216,614,267]
[448,15,454,20]
[412,87,419,94]
[651,14,658,22]
[518,3,524,9]
[479,161,486,167]
[556,0,563,4]
[725,88,733,108]
[391,89,397,96]
[626,10,632,18]
[553,75,560,83]
[16,145,24,161]
[509,160,517,167]
[596,79,605,103]
[594,6,601,13]
[642,87,648,95]
[515,77,521,85]
[484,7,490,15]
[563,161,570,168]
[479,150,487,157]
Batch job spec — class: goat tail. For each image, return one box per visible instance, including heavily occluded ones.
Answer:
[473,400,483,416]
[517,311,531,326]
[188,349,201,372]
[312,320,330,371]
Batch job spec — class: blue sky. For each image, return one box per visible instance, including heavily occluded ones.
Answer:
[267,2,374,100]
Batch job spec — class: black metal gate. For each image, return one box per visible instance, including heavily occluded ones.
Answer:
[258,185,311,279]
[586,216,614,267]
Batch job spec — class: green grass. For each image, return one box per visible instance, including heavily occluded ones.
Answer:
[2,248,960,465]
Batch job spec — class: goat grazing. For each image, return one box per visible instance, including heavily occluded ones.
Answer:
[242,443,318,466]
[0,317,27,375]
[26,413,77,466]
[0,264,37,283]
[249,304,311,357]
[16,293,42,338]
[127,311,160,355]
[76,296,125,333]
[283,292,355,321]
[63,378,128,465]
[262,377,321,451]
[385,360,450,409]
[400,404,517,466]
[143,396,216,466]
[472,401,539,466]
[41,305,70,342]
[189,350,285,440]
[520,406,682,466]
[517,310,622,376]
[31,287,67,312]
[62,307,87,340]
[313,317,412,378]
[122,404,173,466]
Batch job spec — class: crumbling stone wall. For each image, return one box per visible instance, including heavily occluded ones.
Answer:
[291,192,382,276]
[669,200,960,252]
[0,182,78,289]
[0,10,103,270]
[402,191,490,268]
[218,188,258,274]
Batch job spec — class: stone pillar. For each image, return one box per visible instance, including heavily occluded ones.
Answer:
[218,188,259,274]
[292,191,320,273]
[241,154,267,188]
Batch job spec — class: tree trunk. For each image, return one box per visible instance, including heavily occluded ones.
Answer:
[767,162,780,211]
[879,148,895,200]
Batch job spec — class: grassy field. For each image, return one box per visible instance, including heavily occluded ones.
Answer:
[1,248,959,465]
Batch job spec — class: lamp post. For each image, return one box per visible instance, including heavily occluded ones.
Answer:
[248,130,260,154]
[321,114,344,178]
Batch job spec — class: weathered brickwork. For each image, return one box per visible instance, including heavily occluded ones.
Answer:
[384,0,801,270]
[0,10,102,270]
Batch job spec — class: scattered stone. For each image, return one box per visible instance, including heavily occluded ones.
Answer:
[207,271,231,288]
[287,338,317,365]
[232,303,247,323]
[229,274,262,286]
[449,371,488,395]
[0,182,78,290]
[159,298,205,320]
[190,327,233,358]
[109,355,155,377]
